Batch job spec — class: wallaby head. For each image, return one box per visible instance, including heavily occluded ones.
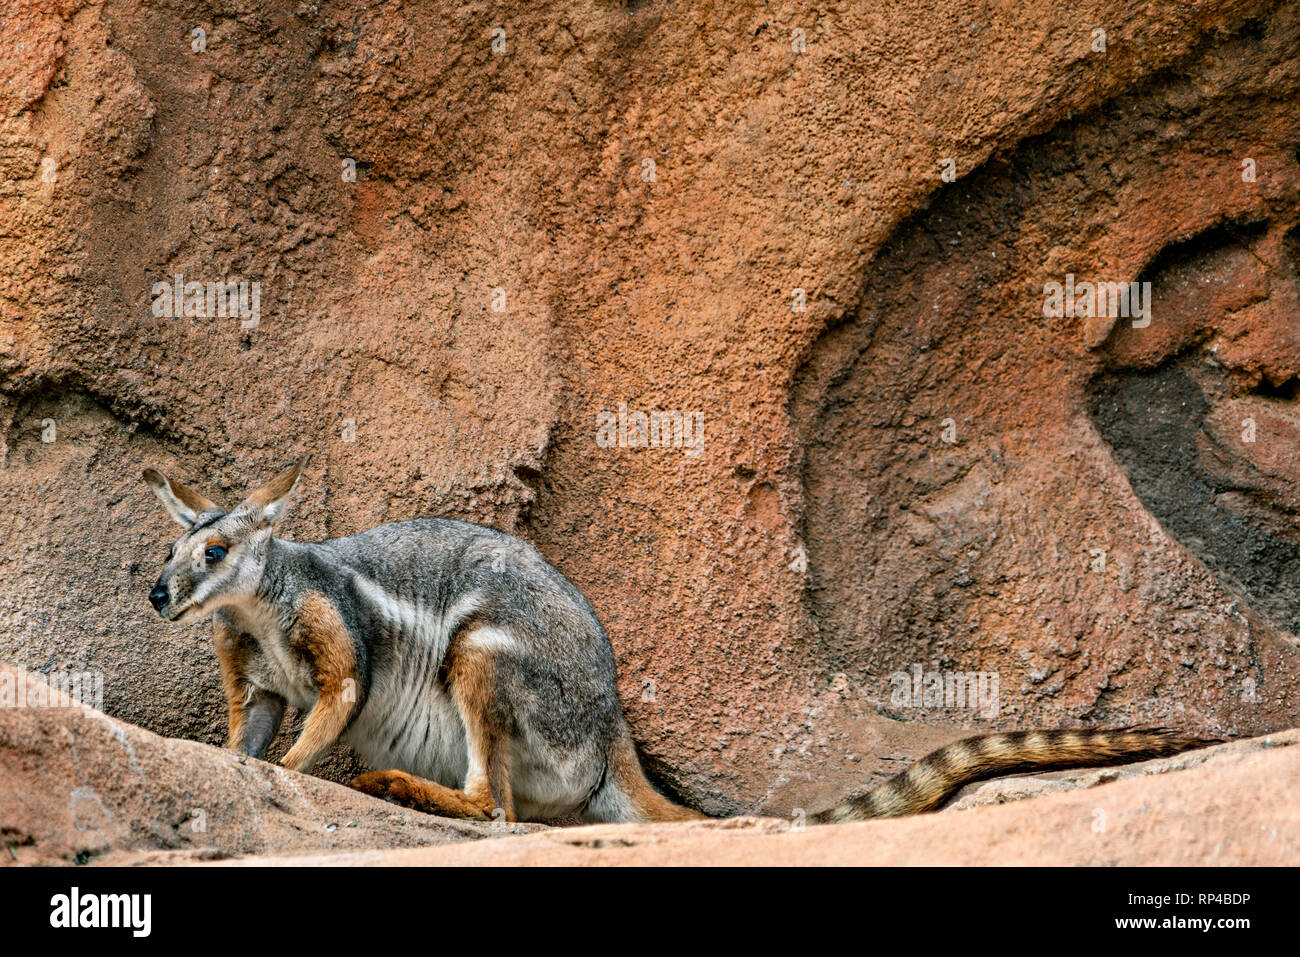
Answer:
[142,458,307,623]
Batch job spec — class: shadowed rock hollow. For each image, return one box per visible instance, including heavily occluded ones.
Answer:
[1,0,1299,824]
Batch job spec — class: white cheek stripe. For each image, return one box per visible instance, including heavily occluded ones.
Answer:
[189,564,236,608]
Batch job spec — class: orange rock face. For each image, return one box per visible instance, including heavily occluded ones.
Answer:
[1,0,1299,819]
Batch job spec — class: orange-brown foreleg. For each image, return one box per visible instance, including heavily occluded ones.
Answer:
[214,620,252,749]
[215,620,286,758]
[281,592,360,773]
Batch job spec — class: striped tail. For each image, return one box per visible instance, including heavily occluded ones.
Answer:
[812,728,1221,823]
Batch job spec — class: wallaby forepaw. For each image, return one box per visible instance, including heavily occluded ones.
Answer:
[280,752,311,774]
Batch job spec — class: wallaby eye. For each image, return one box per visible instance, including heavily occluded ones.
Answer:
[204,545,228,563]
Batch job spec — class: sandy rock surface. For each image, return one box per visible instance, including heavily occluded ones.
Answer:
[3,664,1295,865]
[222,732,1300,866]
[1,1,1298,819]
[0,664,537,866]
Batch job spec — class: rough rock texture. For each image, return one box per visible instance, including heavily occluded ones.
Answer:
[211,730,1300,865]
[3,665,1295,865]
[1,0,1299,819]
[0,664,538,865]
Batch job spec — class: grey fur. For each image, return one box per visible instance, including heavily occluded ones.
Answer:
[147,470,652,822]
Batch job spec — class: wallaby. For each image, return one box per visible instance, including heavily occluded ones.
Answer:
[143,459,1220,823]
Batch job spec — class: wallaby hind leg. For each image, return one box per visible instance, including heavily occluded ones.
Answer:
[350,769,498,820]
[352,627,515,821]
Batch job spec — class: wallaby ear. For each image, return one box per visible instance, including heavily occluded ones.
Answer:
[143,468,220,527]
[241,456,308,525]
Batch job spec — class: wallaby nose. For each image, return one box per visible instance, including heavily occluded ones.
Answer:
[149,583,170,612]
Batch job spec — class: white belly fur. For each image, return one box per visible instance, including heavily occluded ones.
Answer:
[340,574,599,818]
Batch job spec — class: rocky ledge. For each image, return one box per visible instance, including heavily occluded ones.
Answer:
[2,663,1295,865]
